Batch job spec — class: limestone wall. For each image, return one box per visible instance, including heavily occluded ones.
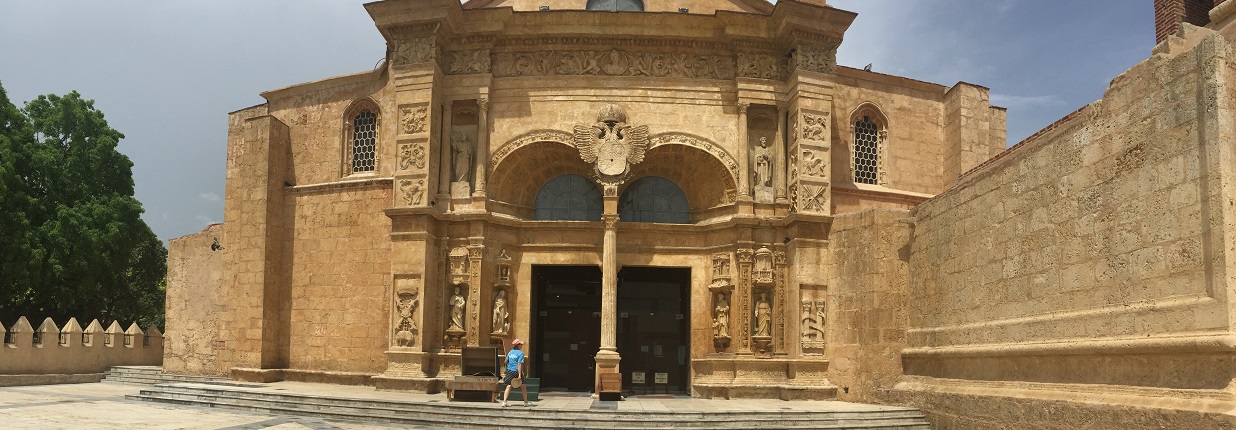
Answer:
[164,223,225,376]
[1,316,162,384]
[887,26,1236,428]
[823,209,911,404]
[286,186,392,374]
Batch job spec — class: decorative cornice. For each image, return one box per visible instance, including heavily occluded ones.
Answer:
[288,177,394,194]
[495,37,732,52]
[492,49,736,80]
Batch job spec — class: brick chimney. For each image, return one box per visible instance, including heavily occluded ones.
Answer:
[1155,0,1216,43]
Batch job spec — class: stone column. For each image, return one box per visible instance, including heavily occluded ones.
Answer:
[473,98,489,197]
[737,102,751,198]
[594,200,621,394]
[775,106,788,203]
[438,102,453,210]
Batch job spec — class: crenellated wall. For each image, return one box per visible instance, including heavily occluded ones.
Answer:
[0,316,162,386]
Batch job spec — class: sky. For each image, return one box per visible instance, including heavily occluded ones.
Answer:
[0,1,1154,244]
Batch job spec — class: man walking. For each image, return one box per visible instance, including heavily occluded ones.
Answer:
[500,339,529,407]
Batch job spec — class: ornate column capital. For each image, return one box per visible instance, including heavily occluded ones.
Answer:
[602,214,620,229]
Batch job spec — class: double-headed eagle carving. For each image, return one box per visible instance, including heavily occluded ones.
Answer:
[573,104,650,184]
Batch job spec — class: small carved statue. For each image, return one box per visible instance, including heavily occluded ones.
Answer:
[447,286,466,331]
[492,289,510,335]
[451,131,473,183]
[712,293,730,338]
[753,137,772,187]
[754,292,772,337]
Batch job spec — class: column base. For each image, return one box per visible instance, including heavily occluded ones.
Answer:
[593,349,622,396]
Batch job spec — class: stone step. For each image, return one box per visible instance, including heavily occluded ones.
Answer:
[128,384,930,430]
[101,366,224,386]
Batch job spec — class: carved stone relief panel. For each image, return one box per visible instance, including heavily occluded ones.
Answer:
[800,285,827,354]
[447,49,491,75]
[736,248,754,349]
[398,177,427,207]
[393,275,422,348]
[736,52,787,80]
[399,104,428,136]
[790,108,831,214]
[393,36,436,66]
[790,43,837,75]
[398,142,427,171]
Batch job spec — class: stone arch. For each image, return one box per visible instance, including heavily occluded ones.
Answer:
[341,97,383,177]
[846,102,889,186]
[489,133,591,219]
[625,142,736,216]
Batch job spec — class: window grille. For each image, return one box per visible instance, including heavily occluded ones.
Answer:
[618,176,690,224]
[854,116,880,184]
[534,174,603,221]
[352,110,377,173]
[586,0,644,11]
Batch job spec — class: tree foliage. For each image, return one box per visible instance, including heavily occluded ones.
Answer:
[0,82,166,329]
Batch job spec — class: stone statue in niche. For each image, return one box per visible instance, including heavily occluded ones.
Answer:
[447,286,466,331]
[492,289,510,335]
[394,285,420,347]
[712,292,730,339]
[451,131,473,183]
[754,292,772,337]
[753,137,772,187]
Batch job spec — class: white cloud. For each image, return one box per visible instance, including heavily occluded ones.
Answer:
[199,192,221,202]
[990,93,1065,108]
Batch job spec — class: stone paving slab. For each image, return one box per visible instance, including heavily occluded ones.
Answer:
[0,381,921,429]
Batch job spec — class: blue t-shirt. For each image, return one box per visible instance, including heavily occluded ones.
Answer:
[506,349,524,372]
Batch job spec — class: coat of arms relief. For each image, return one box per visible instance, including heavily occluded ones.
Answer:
[573,104,650,188]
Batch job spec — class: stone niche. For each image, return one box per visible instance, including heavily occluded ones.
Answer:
[748,105,779,203]
[449,106,478,199]
[799,284,826,354]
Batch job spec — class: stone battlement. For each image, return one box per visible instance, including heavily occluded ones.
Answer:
[1,316,162,377]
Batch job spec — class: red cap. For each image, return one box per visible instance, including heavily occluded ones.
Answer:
[511,339,523,345]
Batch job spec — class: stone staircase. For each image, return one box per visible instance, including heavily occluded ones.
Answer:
[128,383,932,429]
[102,366,225,385]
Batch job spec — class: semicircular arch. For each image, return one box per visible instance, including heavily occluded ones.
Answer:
[625,142,736,215]
[489,139,593,219]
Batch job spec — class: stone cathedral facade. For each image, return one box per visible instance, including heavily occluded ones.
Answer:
[166,0,1236,427]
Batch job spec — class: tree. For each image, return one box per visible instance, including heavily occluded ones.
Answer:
[0,82,166,329]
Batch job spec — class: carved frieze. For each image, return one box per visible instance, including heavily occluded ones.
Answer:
[393,36,436,66]
[398,143,426,170]
[400,105,428,135]
[493,49,736,80]
[447,49,491,74]
[736,52,787,80]
[790,43,837,75]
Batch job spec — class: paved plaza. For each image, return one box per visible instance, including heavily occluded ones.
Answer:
[0,381,913,429]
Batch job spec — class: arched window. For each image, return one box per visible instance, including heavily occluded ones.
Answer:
[618,176,690,224]
[534,174,602,221]
[586,0,644,11]
[343,99,381,176]
[853,115,879,184]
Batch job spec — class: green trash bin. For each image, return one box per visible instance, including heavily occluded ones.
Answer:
[502,377,540,401]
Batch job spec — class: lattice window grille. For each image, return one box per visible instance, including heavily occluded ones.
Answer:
[352,110,377,173]
[853,116,880,185]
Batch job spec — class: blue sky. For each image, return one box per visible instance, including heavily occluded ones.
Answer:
[0,1,1154,243]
